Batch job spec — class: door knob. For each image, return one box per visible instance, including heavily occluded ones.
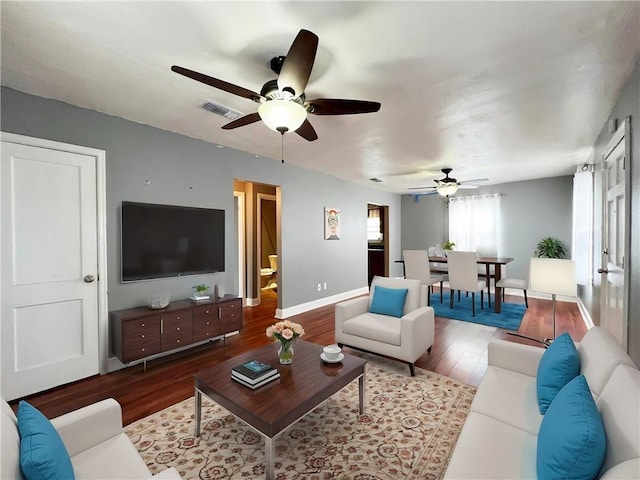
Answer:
[597,268,609,274]
[83,275,95,283]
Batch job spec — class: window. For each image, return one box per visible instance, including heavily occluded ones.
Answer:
[367,207,383,242]
[572,169,593,285]
[448,193,501,252]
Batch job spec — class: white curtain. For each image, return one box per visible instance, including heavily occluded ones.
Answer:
[448,193,501,253]
[572,170,593,285]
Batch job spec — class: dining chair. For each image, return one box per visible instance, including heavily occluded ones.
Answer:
[496,277,529,307]
[428,245,449,277]
[447,250,487,316]
[476,245,497,307]
[403,250,445,305]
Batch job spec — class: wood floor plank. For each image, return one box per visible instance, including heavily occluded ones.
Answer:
[10,289,586,425]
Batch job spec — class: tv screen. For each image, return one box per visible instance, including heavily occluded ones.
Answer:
[121,201,225,282]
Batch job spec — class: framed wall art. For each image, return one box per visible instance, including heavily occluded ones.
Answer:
[324,207,341,240]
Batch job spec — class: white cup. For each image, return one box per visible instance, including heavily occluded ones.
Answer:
[323,344,341,361]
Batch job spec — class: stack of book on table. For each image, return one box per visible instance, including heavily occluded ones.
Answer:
[231,360,279,389]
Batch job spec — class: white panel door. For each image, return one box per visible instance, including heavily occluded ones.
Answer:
[1,141,100,400]
[600,120,628,348]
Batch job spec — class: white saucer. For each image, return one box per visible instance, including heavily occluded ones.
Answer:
[321,352,344,364]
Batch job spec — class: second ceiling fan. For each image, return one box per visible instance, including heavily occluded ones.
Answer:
[408,168,489,197]
[172,29,381,141]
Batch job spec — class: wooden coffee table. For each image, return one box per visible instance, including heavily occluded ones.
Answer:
[194,340,367,479]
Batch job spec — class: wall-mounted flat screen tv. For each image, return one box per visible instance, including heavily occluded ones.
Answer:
[121,201,225,282]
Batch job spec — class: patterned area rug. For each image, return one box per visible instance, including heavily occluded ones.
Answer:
[125,355,476,479]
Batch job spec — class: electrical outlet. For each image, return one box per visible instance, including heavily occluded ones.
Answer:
[323,282,327,290]
[317,283,322,291]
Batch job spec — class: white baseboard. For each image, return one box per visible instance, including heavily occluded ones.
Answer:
[245,297,259,307]
[276,287,369,319]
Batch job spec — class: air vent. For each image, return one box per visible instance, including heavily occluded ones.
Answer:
[199,100,242,120]
[369,177,383,183]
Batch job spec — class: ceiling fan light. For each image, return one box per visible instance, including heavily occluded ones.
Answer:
[437,183,459,197]
[258,100,307,133]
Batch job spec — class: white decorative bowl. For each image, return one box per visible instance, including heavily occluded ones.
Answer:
[148,293,170,309]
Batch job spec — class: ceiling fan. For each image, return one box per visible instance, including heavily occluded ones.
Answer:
[171,29,381,141]
[408,168,489,197]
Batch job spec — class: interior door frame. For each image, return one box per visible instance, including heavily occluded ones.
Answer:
[233,191,246,303]
[0,132,109,374]
[257,193,277,305]
[600,117,631,349]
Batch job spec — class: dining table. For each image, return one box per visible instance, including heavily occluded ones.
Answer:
[397,255,515,313]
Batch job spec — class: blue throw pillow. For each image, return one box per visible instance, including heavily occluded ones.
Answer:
[537,375,606,479]
[537,332,580,414]
[369,285,409,318]
[17,401,75,480]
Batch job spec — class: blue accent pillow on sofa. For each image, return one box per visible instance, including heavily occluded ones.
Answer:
[17,401,75,480]
[369,286,409,318]
[537,375,606,479]
[537,332,580,414]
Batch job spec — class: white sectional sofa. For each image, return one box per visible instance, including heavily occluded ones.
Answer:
[445,326,640,479]
[2,397,181,479]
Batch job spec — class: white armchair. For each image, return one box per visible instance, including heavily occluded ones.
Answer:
[2,397,182,479]
[335,276,435,376]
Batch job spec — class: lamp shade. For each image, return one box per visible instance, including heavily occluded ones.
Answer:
[529,258,577,297]
[258,100,307,133]
[437,183,459,197]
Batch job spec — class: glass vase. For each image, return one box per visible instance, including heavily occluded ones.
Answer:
[278,340,294,365]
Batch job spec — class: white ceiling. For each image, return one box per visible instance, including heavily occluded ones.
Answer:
[2,1,638,194]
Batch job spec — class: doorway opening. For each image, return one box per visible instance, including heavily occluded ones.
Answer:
[367,203,389,285]
[233,180,280,313]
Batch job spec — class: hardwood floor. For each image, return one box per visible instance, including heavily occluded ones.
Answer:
[11,288,586,426]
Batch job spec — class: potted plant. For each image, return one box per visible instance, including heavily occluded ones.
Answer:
[192,284,210,299]
[535,237,568,258]
[442,241,455,256]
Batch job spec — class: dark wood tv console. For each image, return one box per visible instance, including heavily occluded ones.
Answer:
[110,295,242,367]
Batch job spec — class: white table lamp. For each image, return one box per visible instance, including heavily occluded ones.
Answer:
[529,258,577,344]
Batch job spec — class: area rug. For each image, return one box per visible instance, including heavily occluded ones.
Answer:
[430,291,525,331]
[125,356,476,479]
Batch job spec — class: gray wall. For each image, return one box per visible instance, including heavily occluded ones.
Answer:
[588,59,639,366]
[1,86,401,314]
[401,176,574,281]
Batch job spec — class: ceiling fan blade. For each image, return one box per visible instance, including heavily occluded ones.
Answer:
[306,98,381,115]
[295,119,319,141]
[408,186,437,191]
[458,184,479,189]
[171,65,263,103]
[460,177,489,185]
[221,112,261,130]
[277,29,318,98]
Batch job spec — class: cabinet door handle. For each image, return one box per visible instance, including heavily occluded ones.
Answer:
[161,319,164,334]
[205,310,210,314]
[177,316,181,320]
[176,327,180,331]
[218,307,221,318]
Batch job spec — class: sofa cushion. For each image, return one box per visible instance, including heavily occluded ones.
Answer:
[596,365,640,476]
[369,285,408,318]
[444,411,537,479]
[70,433,152,480]
[2,400,23,480]
[470,366,542,436]
[342,313,401,346]
[537,375,606,480]
[578,326,636,399]
[536,332,579,414]
[17,401,75,480]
